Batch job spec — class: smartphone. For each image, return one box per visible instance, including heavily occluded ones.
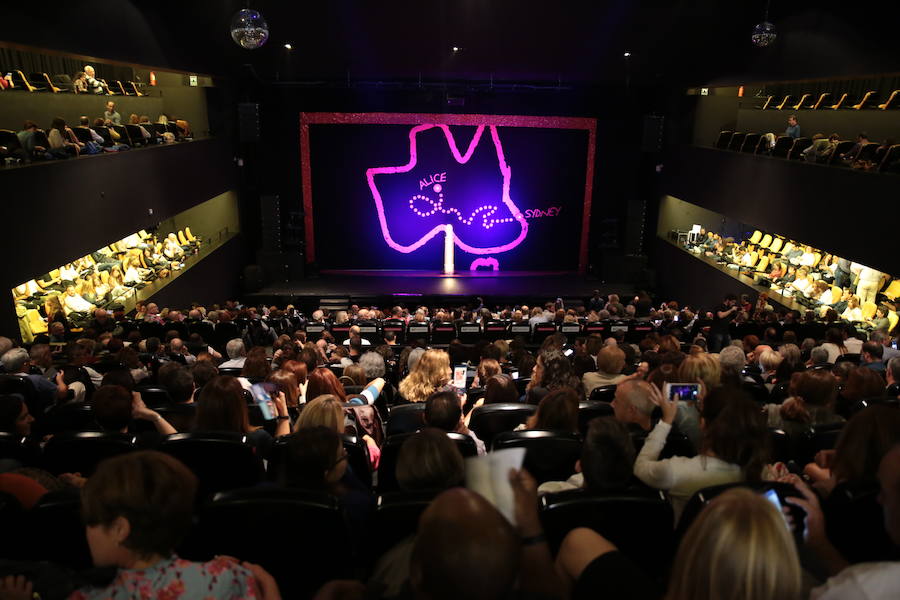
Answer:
[453,365,468,390]
[564,348,574,357]
[763,489,795,533]
[511,371,519,380]
[893,340,898,350]
[663,382,700,403]
[250,383,277,420]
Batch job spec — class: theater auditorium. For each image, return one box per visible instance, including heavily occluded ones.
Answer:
[1,3,899,599]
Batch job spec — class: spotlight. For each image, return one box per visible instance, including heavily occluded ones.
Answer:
[623,51,631,57]
[284,43,293,50]
[452,46,460,52]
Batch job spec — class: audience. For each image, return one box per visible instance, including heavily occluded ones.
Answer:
[1,288,898,598]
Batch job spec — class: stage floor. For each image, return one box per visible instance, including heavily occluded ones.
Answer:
[246,271,631,307]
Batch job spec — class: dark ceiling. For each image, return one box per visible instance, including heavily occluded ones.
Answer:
[4,1,899,87]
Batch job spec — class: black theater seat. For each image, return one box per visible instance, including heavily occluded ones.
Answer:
[492,430,582,484]
[385,402,426,436]
[159,432,264,500]
[41,431,137,476]
[181,487,353,600]
[376,431,476,494]
[468,403,536,446]
[577,401,613,435]
[540,488,675,578]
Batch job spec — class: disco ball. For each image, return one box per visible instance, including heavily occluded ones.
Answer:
[751,21,776,47]
[231,9,269,50]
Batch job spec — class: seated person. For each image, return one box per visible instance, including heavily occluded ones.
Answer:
[63,285,95,315]
[789,268,812,295]
[395,428,465,491]
[841,296,863,322]
[16,120,47,156]
[48,451,269,598]
[868,305,892,333]
[538,416,637,494]
[763,369,844,435]
[425,390,486,455]
[47,117,83,156]
[128,113,152,139]
[633,387,769,521]
[517,388,579,433]
[163,233,185,260]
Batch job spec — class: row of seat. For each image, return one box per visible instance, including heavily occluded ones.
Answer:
[1,70,144,96]
[715,131,900,170]
[759,90,899,111]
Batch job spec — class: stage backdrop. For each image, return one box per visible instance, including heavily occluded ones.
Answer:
[301,113,596,272]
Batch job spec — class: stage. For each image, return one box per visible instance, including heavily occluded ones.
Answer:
[244,270,633,310]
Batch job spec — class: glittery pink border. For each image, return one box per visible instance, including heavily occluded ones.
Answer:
[300,112,596,273]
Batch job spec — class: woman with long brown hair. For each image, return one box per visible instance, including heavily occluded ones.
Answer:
[398,349,452,403]
[194,375,289,457]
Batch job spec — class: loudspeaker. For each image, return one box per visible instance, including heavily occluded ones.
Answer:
[641,115,665,153]
[260,195,281,252]
[257,251,304,283]
[238,103,260,142]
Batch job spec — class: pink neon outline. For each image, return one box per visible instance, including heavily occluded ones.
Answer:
[300,112,596,273]
[470,257,500,271]
[365,124,528,255]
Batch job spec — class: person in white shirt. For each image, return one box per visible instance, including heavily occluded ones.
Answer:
[857,266,885,306]
[634,385,769,522]
[219,339,247,369]
[799,246,816,267]
[63,286,94,314]
[59,263,79,282]
[841,296,863,323]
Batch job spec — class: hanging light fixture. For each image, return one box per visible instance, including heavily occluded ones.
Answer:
[231,7,269,50]
[751,0,776,47]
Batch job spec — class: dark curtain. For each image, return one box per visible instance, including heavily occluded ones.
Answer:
[763,75,900,106]
[0,47,133,82]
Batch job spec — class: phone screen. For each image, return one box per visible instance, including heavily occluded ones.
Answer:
[511,371,519,380]
[250,383,276,420]
[893,340,898,350]
[564,348,574,357]
[665,383,700,402]
[453,366,468,389]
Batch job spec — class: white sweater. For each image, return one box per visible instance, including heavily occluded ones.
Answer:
[633,421,742,521]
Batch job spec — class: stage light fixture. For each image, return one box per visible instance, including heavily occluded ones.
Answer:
[751,0,776,47]
[284,43,293,50]
[452,46,460,52]
[623,52,631,57]
[230,8,269,50]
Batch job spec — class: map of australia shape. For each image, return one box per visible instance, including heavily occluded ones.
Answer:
[366,124,529,256]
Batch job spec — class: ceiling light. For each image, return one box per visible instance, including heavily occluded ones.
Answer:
[230,8,269,50]
[751,0,776,47]
[452,46,460,52]
[623,52,631,58]
[284,43,293,50]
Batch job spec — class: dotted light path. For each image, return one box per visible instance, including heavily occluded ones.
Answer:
[409,187,516,230]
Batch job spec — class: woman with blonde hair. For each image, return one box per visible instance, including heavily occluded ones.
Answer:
[677,353,721,390]
[555,487,801,600]
[666,487,802,600]
[295,394,345,433]
[399,349,451,403]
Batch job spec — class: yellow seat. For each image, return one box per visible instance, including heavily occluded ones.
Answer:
[761,96,774,110]
[879,90,900,110]
[100,271,110,285]
[759,234,772,249]
[851,91,876,110]
[769,238,783,253]
[139,229,151,240]
[755,256,769,272]
[792,93,811,110]
[26,309,48,335]
[185,227,197,242]
[746,251,759,268]
[781,242,794,256]
[811,93,830,110]
[831,285,843,300]
[178,230,190,246]
[811,253,822,268]
[882,279,900,301]
[749,230,762,244]
[888,311,899,333]
[775,95,792,110]
[828,92,848,110]
[861,302,877,320]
